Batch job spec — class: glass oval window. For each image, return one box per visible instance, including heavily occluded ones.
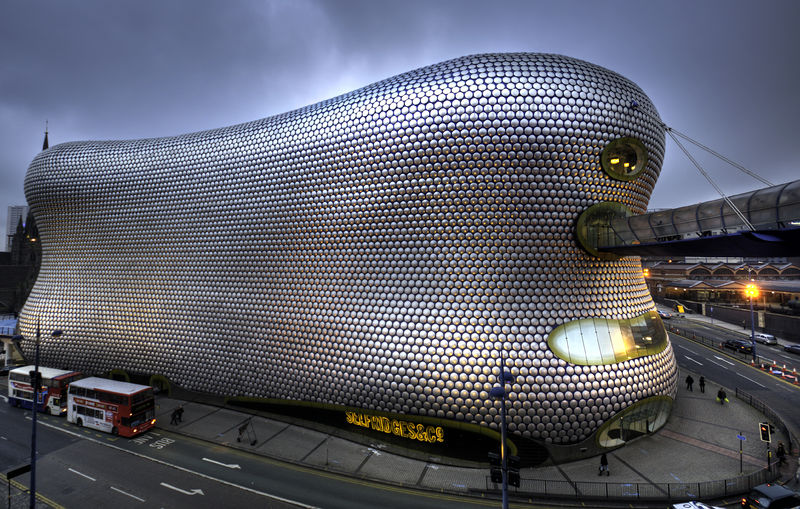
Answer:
[600,137,648,181]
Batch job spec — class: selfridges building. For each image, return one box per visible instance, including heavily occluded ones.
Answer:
[22,53,677,463]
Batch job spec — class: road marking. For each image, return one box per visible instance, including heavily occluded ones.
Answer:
[713,356,735,366]
[35,420,320,509]
[0,395,7,402]
[160,482,204,496]
[737,373,767,387]
[202,457,241,469]
[684,356,703,366]
[110,486,145,502]
[68,468,96,481]
[708,360,729,369]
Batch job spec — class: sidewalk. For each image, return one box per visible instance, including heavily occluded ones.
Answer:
[152,361,797,506]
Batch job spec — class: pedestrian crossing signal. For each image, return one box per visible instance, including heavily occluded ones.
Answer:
[759,422,771,443]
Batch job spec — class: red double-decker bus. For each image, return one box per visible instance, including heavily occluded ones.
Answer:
[7,365,83,415]
[67,377,156,437]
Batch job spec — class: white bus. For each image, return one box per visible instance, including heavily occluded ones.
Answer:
[8,365,83,415]
[67,377,156,437]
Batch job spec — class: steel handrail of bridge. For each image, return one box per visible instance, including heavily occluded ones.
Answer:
[597,179,800,249]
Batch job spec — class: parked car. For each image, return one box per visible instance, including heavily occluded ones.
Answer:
[753,333,778,345]
[741,482,800,508]
[724,338,753,354]
[784,344,800,355]
[658,310,672,319]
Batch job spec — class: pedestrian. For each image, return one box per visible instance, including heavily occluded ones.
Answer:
[176,405,184,423]
[742,320,747,329]
[699,376,705,393]
[598,453,609,476]
[777,442,787,465]
[170,409,179,425]
[716,388,727,405]
[685,375,694,391]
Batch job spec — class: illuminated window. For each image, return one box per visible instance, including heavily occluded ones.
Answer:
[574,201,632,260]
[600,137,648,181]
[547,310,668,365]
[596,396,673,447]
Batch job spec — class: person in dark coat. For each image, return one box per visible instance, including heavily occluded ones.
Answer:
[717,388,727,405]
[685,375,694,391]
[170,409,179,425]
[599,453,609,476]
[699,376,705,393]
[176,405,184,423]
[777,442,787,465]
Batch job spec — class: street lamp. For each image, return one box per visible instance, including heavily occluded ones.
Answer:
[490,351,518,509]
[12,323,62,509]
[744,283,759,365]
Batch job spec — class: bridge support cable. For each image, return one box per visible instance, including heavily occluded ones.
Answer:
[665,129,755,231]
[667,128,773,187]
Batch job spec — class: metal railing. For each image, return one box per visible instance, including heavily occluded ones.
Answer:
[486,467,776,502]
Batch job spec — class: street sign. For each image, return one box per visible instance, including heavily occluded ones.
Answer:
[737,434,746,441]
[6,463,31,480]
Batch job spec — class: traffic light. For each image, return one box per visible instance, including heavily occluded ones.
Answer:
[759,422,771,443]
[29,370,42,388]
[488,452,502,484]
[507,455,521,488]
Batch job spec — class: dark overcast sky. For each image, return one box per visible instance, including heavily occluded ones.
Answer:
[2,0,799,243]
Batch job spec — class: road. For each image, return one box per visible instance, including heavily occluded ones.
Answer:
[0,395,513,509]
[667,316,800,441]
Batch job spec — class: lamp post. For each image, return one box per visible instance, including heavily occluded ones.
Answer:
[745,283,759,365]
[490,351,516,509]
[12,323,62,509]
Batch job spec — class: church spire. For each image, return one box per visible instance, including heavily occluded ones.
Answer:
[42,120,49,150]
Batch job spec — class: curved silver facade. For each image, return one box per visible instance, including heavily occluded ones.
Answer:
[21,53,677,450]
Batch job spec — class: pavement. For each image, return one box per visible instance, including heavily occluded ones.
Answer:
[149,310,800,508]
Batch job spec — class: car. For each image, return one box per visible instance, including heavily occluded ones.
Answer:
[724,338,753,354]
[741,482,800,508]
[754,333,778,345]
[784,344,800,355]
[658,311,672,319]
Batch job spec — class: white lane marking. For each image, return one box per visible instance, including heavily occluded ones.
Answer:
[160,482,204,496]
[68,467,96,481]
[684,356,703,366]
[110,486,145,502]
[737,373,767,387]
[708,360,729,369]
[202,457,241,469]
[36,420,320,509]
[0,395,7,402]
[713,356,735,366]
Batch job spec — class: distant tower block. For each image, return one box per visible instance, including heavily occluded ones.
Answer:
[22,53,677,462]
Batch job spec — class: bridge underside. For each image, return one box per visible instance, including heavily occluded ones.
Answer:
[600,228,800,257]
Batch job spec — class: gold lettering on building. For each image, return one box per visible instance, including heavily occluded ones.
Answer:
[345,412,444,443]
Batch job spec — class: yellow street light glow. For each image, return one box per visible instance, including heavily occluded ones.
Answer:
[744,283,759,299]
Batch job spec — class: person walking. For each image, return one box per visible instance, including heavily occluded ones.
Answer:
[717,388,727,405]
[599,453,609,476]
[176,405,184,423]
[685,375,694,391]
[170,409,179,425]
[777,442,786,465]
[699,376,705,393]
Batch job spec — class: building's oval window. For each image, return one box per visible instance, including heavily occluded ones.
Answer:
[574,201,632,260]
[600,137,648,181]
